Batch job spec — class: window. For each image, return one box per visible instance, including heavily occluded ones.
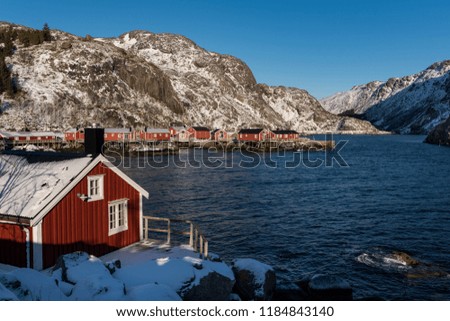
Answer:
[108,199,128,236]
[87,175,104,201]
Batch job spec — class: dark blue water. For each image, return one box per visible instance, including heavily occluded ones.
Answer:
[120,135,450,300]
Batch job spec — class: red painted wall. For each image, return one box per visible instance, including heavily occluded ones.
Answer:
[40,163,141,268]
[0,223,29,267]
[187,128,210,140]
[142,132,170,141]
[213,130,228,141]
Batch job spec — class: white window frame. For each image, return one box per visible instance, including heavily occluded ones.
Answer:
[108,199,129,236]
[87,175,104,201]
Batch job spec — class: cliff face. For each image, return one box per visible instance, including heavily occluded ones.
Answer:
[424,116,450,146]
[320,61,450,134]
[0,22,379,133]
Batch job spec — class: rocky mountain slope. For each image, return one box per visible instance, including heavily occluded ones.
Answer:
[0,22,378,133]
[320,61,450,134]
[424,116,450,146]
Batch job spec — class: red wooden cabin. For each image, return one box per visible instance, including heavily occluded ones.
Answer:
[187,126,210,140]
[64,128,85,142]
[272,129,299,141]
[140,128,170,141]
[0,131,60,142]
[238,128,273,142]
[211,129,229,142]
[170,126,190,143]
[0,152,149,270]
[104,128,134,142]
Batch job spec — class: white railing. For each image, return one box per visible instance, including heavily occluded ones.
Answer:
[143,216,209,258]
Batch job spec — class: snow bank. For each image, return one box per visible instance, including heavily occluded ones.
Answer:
[0,268,66,300]
[126,283,182,301]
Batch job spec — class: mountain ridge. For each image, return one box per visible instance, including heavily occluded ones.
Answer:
[0,22,379,134]
[320,61,450,134]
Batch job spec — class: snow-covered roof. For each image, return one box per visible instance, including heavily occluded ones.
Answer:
[104,128,131,133]
[0,153,149,224]
[170,127,186,132]
[145,128,170,133]
[0,131,60,138]
[0,131,18,138]
[0,154,94,220]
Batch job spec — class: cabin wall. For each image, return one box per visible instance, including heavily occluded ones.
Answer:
[0,223,29,267]
[40,163,141,269]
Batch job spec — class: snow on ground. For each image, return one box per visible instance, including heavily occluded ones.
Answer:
[0,243,234,301]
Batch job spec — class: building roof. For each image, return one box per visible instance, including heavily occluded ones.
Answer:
[104,128,131,133]
[170,126,186,132]
[190,126,210,132]
[0,153,149,225]
[0,131,18,138]
[0,131,61,138]
[145,128,170,134]
[238,128,264,134]
[272,129,299,135]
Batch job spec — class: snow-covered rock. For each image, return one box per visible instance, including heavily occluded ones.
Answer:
[52,251,125,300]
[0,22,378,134]
[70,273,125,301]
[231,258,276,301]
[0,282,18,301]
[321,60,450,134]
[0,268,66,300]
[307,274,353,301]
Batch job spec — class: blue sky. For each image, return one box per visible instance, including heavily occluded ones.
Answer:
[2,0,450,98]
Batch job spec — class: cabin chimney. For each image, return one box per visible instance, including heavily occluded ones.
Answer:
[84,128,105,157]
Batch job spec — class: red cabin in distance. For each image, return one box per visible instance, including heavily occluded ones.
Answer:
[104,128,134,142]
[0,152,149,270]
[64,128,85,142]
[272,129,299,141]
[211,129,230,142]
[169,126,190,143]
[140,128,170,141]
[187,126,210,140]
[238,128,273,142]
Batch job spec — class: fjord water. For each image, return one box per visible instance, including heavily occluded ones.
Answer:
[121,135,450,300]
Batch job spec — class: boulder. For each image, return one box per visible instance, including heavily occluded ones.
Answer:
[0,282,18,301]
[52,251,125,300]
[391,251,419,266]
[0,268,66,300]
[181,271,235,301]
[307,274,353,301]
[231,258,276,301]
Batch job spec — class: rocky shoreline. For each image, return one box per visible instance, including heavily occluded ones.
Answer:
[2,245,447,301]
[0,245,354,301]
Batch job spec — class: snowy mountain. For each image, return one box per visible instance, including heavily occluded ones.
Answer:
[320,61,450,134]
[0,22,378,133]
